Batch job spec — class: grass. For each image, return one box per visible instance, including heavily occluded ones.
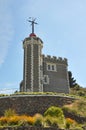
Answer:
[62,98,86,117]
[0,87,86,99]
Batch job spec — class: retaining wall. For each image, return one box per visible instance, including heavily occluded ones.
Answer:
[0,126,64,130]
[0,95,75,116]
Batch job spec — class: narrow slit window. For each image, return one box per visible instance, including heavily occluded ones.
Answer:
[48,65,50,70]
[52,65,54,70]
[43,75,49,84]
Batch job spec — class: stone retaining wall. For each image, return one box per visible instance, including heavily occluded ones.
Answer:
[0,95,75,116]
[0,126,64,130]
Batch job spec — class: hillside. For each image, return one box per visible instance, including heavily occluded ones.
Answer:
[0,87,86,130]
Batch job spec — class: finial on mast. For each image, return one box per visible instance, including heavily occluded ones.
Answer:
[28,17,38,34]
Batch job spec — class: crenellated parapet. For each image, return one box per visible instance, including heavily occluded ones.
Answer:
[23,36,43,44]
[42,54,68,65]
[23,36,43,49]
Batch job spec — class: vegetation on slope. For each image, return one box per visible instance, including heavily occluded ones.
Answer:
[0,105,86,129]
[62,98,86,117]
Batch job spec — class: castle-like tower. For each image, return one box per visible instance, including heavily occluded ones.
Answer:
[20,19,70,93]
[20,18,44,91]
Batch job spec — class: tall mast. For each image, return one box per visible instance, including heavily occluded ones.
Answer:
[28,18,38,33]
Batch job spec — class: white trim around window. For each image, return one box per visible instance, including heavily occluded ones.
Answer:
[47,63,57,72]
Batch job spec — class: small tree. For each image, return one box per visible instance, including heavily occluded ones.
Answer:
[68,71,77,88]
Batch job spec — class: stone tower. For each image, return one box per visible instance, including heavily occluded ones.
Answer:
[21,33,43,92]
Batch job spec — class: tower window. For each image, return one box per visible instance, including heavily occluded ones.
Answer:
[48,65,50,70]
[52,65,55,70]
[44,76,47,82]
[47,63,56,71]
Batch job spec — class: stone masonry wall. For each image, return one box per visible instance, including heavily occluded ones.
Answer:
[0,126,64,130]
[43,55,69,93]
[0,95,75,116]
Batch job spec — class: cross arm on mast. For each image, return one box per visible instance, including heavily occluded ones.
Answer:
[28,18,38,34]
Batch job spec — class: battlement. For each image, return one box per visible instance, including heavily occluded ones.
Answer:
[42,55,68,65]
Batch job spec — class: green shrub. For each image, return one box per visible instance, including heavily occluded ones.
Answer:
[0,94,8,97]
[4,108,17,117]
[78,91,85,96]
[65,121,70,129]
[44,106,65,128]
[44,106,64,118]
[44,115,59,128]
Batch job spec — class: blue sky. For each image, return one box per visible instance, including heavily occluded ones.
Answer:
[0,0,86,93]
